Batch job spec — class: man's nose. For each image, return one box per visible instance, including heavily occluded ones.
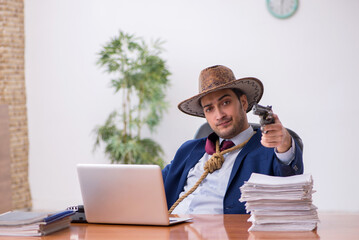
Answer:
[215,107,226,120]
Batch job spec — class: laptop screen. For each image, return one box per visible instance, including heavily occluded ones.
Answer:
[77,164,172,225]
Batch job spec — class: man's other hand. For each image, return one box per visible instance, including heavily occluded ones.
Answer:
[260,114,292,153]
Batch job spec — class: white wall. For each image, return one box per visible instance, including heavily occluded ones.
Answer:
[25,0,359,212]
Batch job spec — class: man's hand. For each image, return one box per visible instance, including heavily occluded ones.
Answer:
[260,114,292,153]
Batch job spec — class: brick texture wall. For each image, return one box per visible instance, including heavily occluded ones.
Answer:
[0,0,31,209]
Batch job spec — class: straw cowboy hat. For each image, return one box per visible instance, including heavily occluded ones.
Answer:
[178,65,263,118]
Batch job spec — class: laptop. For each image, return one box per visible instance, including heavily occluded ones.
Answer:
[77,164,191,226]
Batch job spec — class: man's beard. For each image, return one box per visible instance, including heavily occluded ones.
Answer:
[214,117,246,139]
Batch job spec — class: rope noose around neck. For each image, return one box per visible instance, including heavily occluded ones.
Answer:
[168,134,253,214]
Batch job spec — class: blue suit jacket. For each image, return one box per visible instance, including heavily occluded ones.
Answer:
[162,130,303,214]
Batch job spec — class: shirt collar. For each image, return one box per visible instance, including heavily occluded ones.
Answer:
[219,125,254,146]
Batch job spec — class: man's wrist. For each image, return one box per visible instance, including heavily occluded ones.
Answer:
[276,131,292,153]
[275,137,295,165]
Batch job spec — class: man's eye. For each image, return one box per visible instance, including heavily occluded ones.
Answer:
[223,100,230,106]
[205,107,213,112]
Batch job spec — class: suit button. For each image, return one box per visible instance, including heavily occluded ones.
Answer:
[293,165,298,171]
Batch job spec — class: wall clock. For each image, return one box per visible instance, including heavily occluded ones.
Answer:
[266,0,299,19]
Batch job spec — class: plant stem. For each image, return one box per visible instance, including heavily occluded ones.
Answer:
[122,85,127,140]
[127,87,132,138]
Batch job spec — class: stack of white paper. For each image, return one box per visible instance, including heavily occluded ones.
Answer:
[239,173,319,231]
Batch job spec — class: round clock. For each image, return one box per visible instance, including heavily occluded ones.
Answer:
[266,0,299,19]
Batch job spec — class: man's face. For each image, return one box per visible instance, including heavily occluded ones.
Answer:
[200,89,249,139]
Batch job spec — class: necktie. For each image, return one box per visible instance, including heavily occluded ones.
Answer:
[205,132,235,155]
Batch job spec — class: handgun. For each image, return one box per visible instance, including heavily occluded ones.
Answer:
[252,103,275,126]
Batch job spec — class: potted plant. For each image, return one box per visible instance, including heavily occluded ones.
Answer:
[93,31,171,168]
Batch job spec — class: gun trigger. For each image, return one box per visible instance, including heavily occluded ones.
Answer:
[260,126,267,134]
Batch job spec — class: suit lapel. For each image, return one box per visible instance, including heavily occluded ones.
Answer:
[176,139,206,196]
[227,131,262,188]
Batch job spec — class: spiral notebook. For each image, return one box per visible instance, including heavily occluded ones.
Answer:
[77,164,191,226]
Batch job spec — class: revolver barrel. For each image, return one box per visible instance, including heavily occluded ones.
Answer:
[253,103,274,125]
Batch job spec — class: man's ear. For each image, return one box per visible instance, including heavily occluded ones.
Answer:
[240,94,248,112]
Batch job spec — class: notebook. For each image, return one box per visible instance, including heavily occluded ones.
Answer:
[77,164,191,226]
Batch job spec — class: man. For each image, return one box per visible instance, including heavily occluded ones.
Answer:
[162,65,303,214]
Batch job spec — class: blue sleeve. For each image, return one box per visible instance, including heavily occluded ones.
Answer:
[273,137,303,176]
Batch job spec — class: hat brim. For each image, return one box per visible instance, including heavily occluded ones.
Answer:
[178,77,263,118]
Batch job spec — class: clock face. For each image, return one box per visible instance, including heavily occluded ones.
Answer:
[267,0,299,19]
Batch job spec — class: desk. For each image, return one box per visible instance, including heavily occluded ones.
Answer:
[0,213,358,240]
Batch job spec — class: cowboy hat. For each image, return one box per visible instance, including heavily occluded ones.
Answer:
[178,65,263,118]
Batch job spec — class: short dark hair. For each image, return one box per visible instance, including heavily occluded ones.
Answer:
[231,88,244,101]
